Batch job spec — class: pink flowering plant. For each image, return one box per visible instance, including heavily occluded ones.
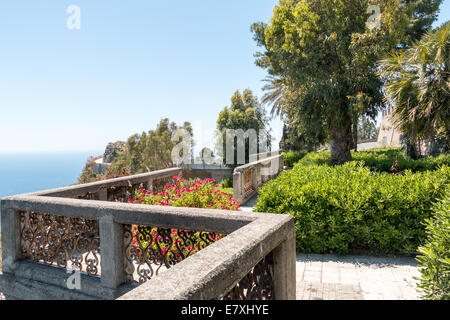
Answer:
[129,175,241,210]
[128,175,240,261]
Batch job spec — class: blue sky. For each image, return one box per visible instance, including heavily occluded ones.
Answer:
[0,1,448,154]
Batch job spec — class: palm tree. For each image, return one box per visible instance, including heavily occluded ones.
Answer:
[261,75,289,118]
[379,21,450,156]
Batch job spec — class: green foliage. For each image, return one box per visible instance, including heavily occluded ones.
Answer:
[251,0,415,164]
[77,157,102,184]
[253,0,443,164]
[379,22,450,154]
[416,188,450,300]
[297,149,450,173]
[282,151,307,167]
[216,89,271,167]
[108,118,194,175]
[220,177,233,189]
[254,160,449,254]
[403,0,445,45]
[358,116,379,141]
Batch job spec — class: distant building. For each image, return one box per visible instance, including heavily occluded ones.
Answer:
[377,107,403,148]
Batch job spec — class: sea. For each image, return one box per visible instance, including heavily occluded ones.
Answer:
[0,151,102,227]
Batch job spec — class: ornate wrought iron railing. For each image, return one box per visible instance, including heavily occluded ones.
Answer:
[0,167,295,300]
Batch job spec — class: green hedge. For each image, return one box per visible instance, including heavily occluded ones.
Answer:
[282,151,307,167]
[416,188,450,300]
[298,149,450,173]
[254,162,450,254]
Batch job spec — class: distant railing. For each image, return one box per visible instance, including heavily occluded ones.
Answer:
[0,167,295,300]
[233,154,284,205]
[249,151,283,163]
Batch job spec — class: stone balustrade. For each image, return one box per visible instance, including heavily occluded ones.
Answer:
[249,151,283,163]
[0,167,295,300]
[233,154,284,205]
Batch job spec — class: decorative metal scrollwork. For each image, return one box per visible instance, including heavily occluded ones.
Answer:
[124,225,223,283]
[20,211,100,276]
[223,253,274,300]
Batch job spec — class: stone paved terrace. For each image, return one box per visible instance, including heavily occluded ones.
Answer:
[296,253,421,300]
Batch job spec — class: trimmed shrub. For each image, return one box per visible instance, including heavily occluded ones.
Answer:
[254,162,450,254]
[282,151,308,167]
[298,149,450,173]
[416,188,450,300]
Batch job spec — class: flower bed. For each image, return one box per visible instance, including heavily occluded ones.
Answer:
[130,175,241,210]
[127,175,240,260]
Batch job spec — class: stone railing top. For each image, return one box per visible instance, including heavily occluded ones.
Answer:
[1,194,259,234]
[249,150,282,162]
[10,167,182,199]
[118,212,294,300]
[234,154,282,173]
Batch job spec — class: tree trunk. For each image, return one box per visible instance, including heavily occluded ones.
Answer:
[329,114,353,165]
[351,116,358,152]
[403,132,419,160]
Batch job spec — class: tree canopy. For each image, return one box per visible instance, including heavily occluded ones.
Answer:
[379,21,449,155]
[108,118,194,174]
[216,89,271,166]
[252,0,443,163]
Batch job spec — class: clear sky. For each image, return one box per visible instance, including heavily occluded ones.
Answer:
[0,1,448,154]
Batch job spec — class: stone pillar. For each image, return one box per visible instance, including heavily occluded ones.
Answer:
[0,208,21,274]
[251,168,257,192]
[147,179,154,193]
[233,171,243,204]
[99,215,124,298]
[272,230,296,300]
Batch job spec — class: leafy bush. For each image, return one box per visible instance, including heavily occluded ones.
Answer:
[254,162,450,254]
[416,189,450,300]
[220,177,233,189]
[297,149,450,173]
[282,151,308,167]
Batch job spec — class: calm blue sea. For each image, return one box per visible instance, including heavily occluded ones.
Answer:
[0,151,101,227]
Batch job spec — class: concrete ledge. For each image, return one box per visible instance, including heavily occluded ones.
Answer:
[118,214,294,300]
[249,151,281,163]
[1,261,115,299]
[0,272,101,300]
[1,196,258,234]
[234,155,282,173]
[8,167,182,198]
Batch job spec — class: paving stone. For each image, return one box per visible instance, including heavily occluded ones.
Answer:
[296,253,421,300]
